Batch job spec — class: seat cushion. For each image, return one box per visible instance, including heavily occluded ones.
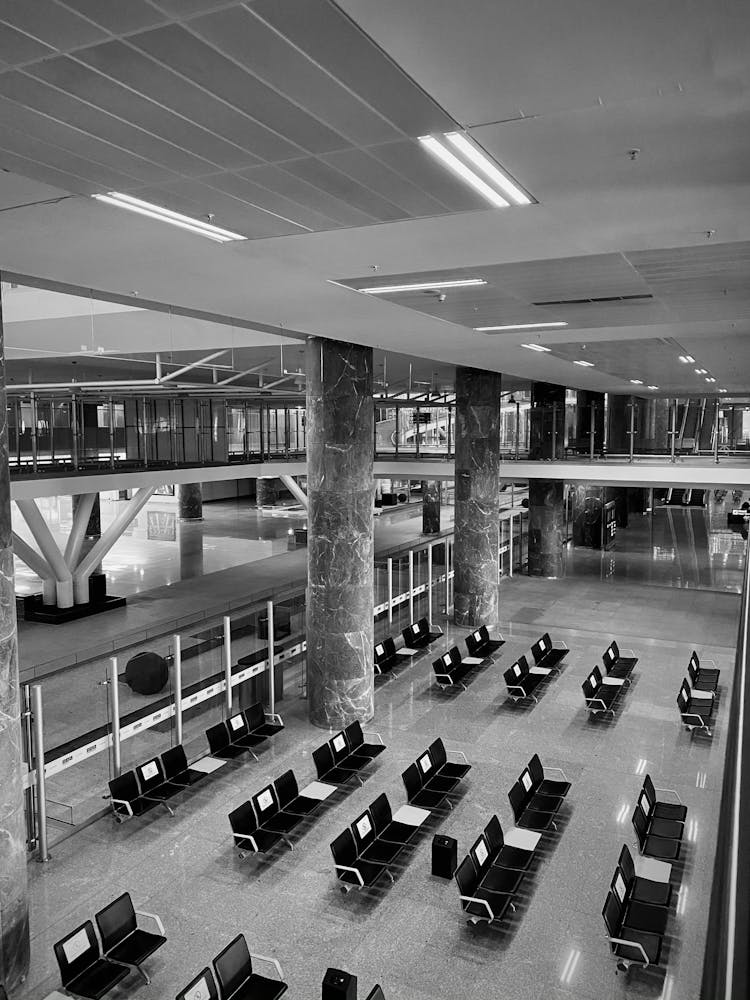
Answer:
[653,802,687,822]
[69,959,129,1000]
[494,845,532,870]
[107,929,166,966]
[233,973,287,1000]
[538,779,571,797]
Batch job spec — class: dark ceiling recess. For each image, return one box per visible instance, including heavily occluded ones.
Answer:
[532,294,654,306]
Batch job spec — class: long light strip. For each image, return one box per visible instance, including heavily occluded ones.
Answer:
[92,192,247,242]
[360,278,487,295]
[418,136,509,207]
[521,343,551,352]
[573,359,594,367]
[445,132,531,205]
[476,321,567,331]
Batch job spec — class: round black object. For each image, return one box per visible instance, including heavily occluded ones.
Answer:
[521,498,530,509]
[397,492,407,503]
[124,651,168,695]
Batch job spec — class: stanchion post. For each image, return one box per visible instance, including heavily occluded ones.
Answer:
[387,556,393,626]
[408,549,414,621]
[444,538,450,616]
[109,656,121,778]
[266,599,275,715]
[173,633,183,746]
[31,683,50,862]
[223,615,232,714]
[427,543,433,623]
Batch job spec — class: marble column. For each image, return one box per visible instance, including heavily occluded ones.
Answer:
[528,479,566,575]
[73,492,101,571]
[306,337,374,729]
[607,395,631,454]
[529,381,565,460]
[421,480,441,534]
[177,482,202,520]
[571,482,604,547]
[0,283,30,989]
[453,367,501,627]
[255,477,278,507]
[575,390,605,454]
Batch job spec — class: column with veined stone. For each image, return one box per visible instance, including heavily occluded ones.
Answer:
[306,337,374,728]
[528,381,566,577]
[453,367,502,627]
[0,281,30,989]
[177,482,202,520]
[422,480,441,534]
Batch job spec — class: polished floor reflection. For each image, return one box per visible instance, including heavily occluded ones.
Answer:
[17,570,737,1000]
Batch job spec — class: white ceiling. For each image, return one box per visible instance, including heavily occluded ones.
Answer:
[0,0,748,395]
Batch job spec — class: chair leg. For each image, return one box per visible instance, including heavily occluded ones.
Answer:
[135,963,150,985]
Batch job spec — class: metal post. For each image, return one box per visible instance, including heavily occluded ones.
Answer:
[109,656,121,778]
[108,397,115,469]
[266,599,276,715]
[515,400,520,460]
[714,398,720,464]
[628,399,636,463]
[31,683,50,862]
[670,399,677,463]
[173,634,183,746]
[71,395,79,470]
[30,391,38,473]
[427,543,433,623]
[408,548,414,621]
[223,615,232,714]
[551,402,558,460]
[589,403,596,460]
[509,514,514,578]
[444,538,450,615]
[387,556,393,625]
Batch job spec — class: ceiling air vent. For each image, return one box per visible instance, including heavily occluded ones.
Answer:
[532,293,654,306]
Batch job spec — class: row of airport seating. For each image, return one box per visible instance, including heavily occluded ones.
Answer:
[581,642,638,717]
[206,702,284,760]
[502,632,569,702]
[677,650,721,736]
[603,775,690,974]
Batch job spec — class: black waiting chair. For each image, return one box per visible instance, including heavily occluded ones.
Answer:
[251,785,303,836]
[274,770,321,817]
[602,890,663,973]
[688,650,720,689]
[312,743,359,786]
[351,807,404,864]
[243,701,284,740]
[641,774,687,823]
[676,680,714,737]
[328,730,372,778]
[632,804,681,862]
[432,647,473,690]
[330,829,390,892]
[134,757,182,814]
[414,748,461,794]
[161,745,206,788]
[635,788,684,841]
[602,640,638,681]
[428,737,471,780]
[484,815,536,871]
[213,933,287,1000]
[108,771,160,821]
[504,656,545,703]
[527,753,571,798]
[345,720,386,760]
[465,625,504,658]
[206,720,250,760]
[530,632,568,671]
[374,637,400,674]
[454,856,513,927]
[365,987,385,1000]
[610,865,669,936]
[469,833,524,896]
[582,667,622,718]
[228,801,289,858]
[176,966,218,1000]
[618,844,672,907]
[507,778,558,833]
[402,762,449,811]
[54,920,129,999]
[369,793,419,846]
[95,892,166,986]
[402,617,443,649]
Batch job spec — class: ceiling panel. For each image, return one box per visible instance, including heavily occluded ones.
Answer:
[0,22,55,64]
[150,0,235,16]
[249,0,455,136]
[128,24,352,155]
[280,156,408,222]
[0,146,96,194]
[0,0,107,49]
[26,56,263,171]
[239,163,377,228]
[321,147,448,218]
[189,6,401,147]
[0,70,227,176]
[366,139,487,213]
[57,0,168,34]
[195,171,341,232]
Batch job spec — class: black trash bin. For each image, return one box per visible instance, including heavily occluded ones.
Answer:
[322,967,357,1000]
[432,834,458,879]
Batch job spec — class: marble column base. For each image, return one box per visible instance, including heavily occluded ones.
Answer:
[528,480,566,577]
[73,493,102,570]
[0,546,30,989]
[177,482,202,520]
[255,478,278,506]
[421,480,441,534]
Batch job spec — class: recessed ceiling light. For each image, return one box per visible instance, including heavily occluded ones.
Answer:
[647,385,659,390]
[630,379,644,384]
[444,132,531,205]
[678,355,695,363]
[705,377,716,383]
[360,277,487,294]
[695,368,708,374]
[573,359,595,367]
[521,343,551,352]
[91,192,247,242]
[475,321,567,331]
[419,135,510,207]
[719,388,728,393]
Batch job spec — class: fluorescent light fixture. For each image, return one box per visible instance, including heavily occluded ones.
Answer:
[419,135,509,207]
[360,277,486,295]
[475,321,567,331]
[521,343,551,352]
[678,355,695,363]
[573,359,594,367]
[694,368,708,374]
[647,385,659,390]
[719,388,728,393]
[444,132,531,205]
[91,192,247,242]
[630,379,644,384]
[705,377,716,383]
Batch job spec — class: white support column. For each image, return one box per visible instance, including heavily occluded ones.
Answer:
[427,543,433,624]
[63,492,96,570]
[11,531,56,605]
[173,634,183,747]
[279,474,308,509]
[15,499,73,608]
[223,615,232,714]
[387,556,393,626]
[73,487,155,603]
[266,599,276,715]
[109,656,121,777]
[408,549,414,621]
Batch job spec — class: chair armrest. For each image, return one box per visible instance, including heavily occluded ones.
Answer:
[544,765,569,780]
[554,640,569,650]
[459,894,494,920]
[680,710,712,727]
[363,729,385,745]
[435,671,454,685]
[653,785,682,804]
[619,647,636,657]
[702,657,717,668]
[586,696,608,711]
[335,864,364,887]
[111,798,134,817]
[449,749,469,764]
[233,833,260,851]
[250,953,284,981]
[266,712,284,726]
[506,683,527,697]
[604,934,649,966]
[135,910,165,936]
